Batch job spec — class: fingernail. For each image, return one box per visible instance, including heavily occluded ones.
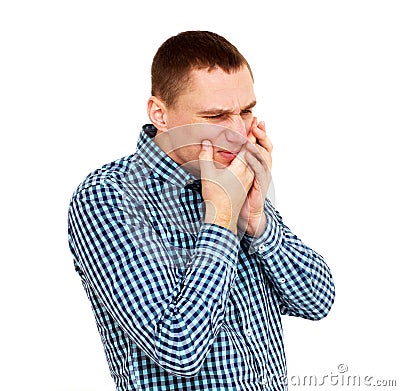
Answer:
[202,140,211,148]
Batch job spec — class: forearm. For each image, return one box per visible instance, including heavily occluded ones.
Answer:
[241,199,335,319]
[69,187,239,377]
[155,223,239,376]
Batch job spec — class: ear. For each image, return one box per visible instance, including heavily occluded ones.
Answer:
[147,96,169,132]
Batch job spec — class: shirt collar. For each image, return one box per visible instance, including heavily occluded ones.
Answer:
[136,124,198,189]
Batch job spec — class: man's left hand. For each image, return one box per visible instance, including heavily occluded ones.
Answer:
[237,117,273,237]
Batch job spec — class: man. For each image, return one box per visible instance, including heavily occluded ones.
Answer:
[68,31,335,390]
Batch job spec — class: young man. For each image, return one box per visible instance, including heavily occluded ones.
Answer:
[68,31,335,391]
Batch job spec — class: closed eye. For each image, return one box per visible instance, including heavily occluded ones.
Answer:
[203,114,226,120]
[203,111,252,120]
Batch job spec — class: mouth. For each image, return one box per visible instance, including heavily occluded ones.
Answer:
[217,149,239,160]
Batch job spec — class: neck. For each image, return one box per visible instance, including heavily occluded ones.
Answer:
[153,130,201,179]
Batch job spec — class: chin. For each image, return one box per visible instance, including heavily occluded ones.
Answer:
[213,156,232,168]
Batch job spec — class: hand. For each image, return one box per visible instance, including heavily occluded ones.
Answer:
[238,117,273,237]
[198,140,255,235]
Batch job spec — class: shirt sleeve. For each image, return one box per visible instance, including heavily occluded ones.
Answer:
[67,179,240,377]
[240,198,335,320]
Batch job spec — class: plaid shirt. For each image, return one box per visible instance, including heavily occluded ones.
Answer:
[68,124,335,391]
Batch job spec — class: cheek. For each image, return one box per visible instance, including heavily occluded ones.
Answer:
[186,145,202,162]
[166,110,195,129]
[217,115,253,135]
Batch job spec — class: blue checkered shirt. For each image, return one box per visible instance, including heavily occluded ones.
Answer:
[68,124,335,391]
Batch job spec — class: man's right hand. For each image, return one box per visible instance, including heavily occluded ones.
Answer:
[198,140,254,235]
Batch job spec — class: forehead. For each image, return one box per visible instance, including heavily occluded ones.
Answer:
[176,66,256,110]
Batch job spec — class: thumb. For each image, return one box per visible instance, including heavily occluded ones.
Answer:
[198,140,214,176]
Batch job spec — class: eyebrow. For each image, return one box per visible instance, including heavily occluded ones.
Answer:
[197,100,257,116]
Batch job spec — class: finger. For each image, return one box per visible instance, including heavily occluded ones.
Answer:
[253,127,273,151]
[245,151,271,190]
[229,144,249,169]
[245,141,271,171]
[247,117,257,144]
[253,121,273,152]
[198,140,216,176]
[245,152,268,185]
[228,147,255,187]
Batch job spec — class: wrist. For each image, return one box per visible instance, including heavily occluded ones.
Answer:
[241,212,267,238]
[204,202,239,235]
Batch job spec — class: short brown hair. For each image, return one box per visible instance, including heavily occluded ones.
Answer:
[151,31,253,107]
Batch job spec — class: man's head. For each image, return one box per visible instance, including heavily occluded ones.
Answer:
[147,31,257,172]
[151,30,253,108]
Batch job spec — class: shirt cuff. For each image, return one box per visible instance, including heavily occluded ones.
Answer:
[240,205,283,257]
[193,223,240,268]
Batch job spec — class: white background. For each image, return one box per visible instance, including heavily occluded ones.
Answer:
[1,1,399,390]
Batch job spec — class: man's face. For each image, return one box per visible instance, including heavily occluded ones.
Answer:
[162,66,256,171]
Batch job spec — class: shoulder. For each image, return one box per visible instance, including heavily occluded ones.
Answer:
[69,152,147,203]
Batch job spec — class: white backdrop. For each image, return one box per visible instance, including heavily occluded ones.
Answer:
[1,1,399,390]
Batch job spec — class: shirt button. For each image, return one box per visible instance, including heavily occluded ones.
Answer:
[245,328,252,336]
[186,179,194,185]
[260,377,268,386]
[258,244,265,253]
[279,277,286,284]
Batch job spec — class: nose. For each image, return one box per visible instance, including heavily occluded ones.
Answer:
[224,115,247,144]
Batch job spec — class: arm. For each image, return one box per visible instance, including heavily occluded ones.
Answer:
[241,198,335,320]
[238,119,334,319]
[68,180,239,377]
